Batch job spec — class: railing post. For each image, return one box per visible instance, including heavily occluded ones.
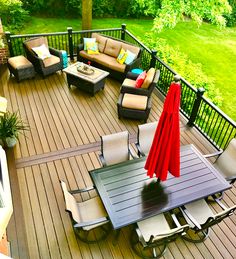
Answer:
[5,31,13,57]
[150,50,157,68]
[121,24,126,41]
[187,87,205,127]
[67,27,74,61]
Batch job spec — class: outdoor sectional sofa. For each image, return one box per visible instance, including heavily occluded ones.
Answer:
[77,33,142,81]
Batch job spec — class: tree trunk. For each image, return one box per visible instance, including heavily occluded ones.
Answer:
[82,0,92,30]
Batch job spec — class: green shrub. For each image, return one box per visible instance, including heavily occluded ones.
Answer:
[225,0,236,27]
[0,0,29,31]
[142,33,223,107]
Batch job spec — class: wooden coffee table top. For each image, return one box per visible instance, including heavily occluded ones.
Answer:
[63,62,109,84]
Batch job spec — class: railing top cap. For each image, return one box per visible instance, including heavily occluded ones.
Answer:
[174,74,181,82]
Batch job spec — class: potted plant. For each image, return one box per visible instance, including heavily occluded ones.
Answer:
[0,111,29,148]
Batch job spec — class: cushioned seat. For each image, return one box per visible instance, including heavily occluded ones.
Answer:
[23,37,63,77]
[117,93,151,122]
[7,55,35,82]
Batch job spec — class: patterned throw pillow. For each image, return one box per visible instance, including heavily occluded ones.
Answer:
[32,44,51,60]
[83,38,96,50]
[86,42,99,55]
[135,71,147,88]
[117,48,128,64]
[125,50,136,65]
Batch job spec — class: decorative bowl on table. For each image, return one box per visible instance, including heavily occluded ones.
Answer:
[77,63,94,75]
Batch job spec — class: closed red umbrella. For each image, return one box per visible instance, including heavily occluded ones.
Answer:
[145,76,181,181]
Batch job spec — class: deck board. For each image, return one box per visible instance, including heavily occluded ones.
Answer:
[1,64,236,258]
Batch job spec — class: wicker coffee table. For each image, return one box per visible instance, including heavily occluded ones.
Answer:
[63,62,109,96]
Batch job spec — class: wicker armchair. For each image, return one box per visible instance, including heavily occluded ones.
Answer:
[23,37,63,77]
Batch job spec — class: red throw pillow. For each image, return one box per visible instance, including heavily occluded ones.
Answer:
[135,71,147,88]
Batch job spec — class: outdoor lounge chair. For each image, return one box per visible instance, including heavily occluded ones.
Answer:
[136,121,158,157]
[23,37,63,77]
[120,68,160,97]
[60,180,110,243]
[99,131,135,166]
[131,212,189,258]
[204,138,236,184]
[179,196,236,243]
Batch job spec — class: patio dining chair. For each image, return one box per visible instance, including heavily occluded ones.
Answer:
[179,196,236,243]
[99,131,135,166]
[131,212,189,258]
[204,138,236,185]
[60,180,110,243]
[136,121,158,157]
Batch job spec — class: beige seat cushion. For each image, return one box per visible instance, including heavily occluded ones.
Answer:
[91,33,107,53]
[8,56,33,69]
[93,53,126,73]
[142,68,155,89]
[122,93,148,110]
[104,38,122,58]
[43,55,60,67]
[121,42,140,58]
[79,50,97,61]
[122,78,136,87]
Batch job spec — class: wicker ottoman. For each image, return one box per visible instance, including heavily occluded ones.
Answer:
[7,56,35,82]
[117,93,152,122]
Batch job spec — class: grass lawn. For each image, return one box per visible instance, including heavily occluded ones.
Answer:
[17,17,236,120]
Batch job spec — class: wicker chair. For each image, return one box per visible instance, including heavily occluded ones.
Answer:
[131,212,189,258]
[60,180,110,243]
[120,68,160,97]
[99,131,135,166]
[23,37,63,77]
[136,121,158,157]
[179,196,236,243]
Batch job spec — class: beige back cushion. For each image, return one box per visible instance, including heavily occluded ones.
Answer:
[121,42,140,57]
[25,37,48,51]
[142,68,155,89]
[104,38,122,58]
[215,138,236,179]
[91,33,107,53]
[60,181,81,224]
[138,121,158,155]
[102,131,129,166]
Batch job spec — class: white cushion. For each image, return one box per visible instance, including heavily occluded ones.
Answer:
[32,44,51,60]
[83,38,96,50]
[125,50,136,65]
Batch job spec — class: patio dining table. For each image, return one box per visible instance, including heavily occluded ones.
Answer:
[90,144,231,230]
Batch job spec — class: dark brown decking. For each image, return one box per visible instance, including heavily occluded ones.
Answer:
[1,64,236,259]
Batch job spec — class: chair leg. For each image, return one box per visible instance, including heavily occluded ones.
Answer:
[182,228,210,243]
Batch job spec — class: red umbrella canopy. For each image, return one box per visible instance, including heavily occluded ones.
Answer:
[145,79,181,181]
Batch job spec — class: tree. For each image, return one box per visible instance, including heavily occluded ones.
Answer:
[82,0,92,30]
[152,0,232,32]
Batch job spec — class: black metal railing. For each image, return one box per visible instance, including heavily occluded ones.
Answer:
[5,24,236,150]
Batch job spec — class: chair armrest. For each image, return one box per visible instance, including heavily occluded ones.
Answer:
[69,186,96,194]
[135,143,146,157]
[74,216,109,228]
[99,154,107,167]
[49,47,63,59]
[120,85,149,96]
[125,57,141,73]
[180,206,202,230]
[126,72,139,80]
[77,44,84,52]
[203,150,223,158]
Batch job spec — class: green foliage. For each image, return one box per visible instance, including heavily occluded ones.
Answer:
[0,111,29,141]
[225,0,236,26]
[142,33,223,107]
[0,0,29,31]
[153,0,232,32]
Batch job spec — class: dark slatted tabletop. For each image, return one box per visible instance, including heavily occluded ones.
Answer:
[90,145,231,229]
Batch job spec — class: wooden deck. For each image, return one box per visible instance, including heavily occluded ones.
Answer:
[1,64,236,259]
